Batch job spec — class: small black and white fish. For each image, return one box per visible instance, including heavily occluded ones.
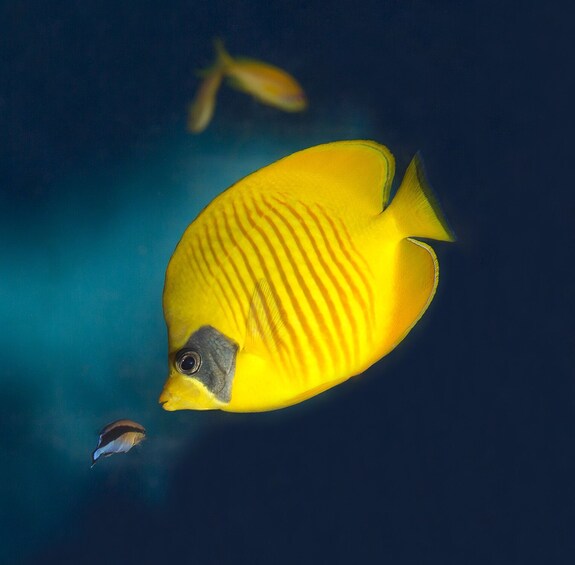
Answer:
[91,419,146,467]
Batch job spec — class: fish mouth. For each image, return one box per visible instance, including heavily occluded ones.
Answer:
[159,390,177,411]
[159,373,226,411]
[159,399,177,412]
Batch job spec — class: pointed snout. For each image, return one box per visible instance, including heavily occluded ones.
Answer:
[158,371,223,411]
[158,388,177,411]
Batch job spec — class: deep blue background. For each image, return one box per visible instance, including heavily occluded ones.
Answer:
[1,1,572,564]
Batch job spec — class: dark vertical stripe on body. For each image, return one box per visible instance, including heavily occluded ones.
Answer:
[187,238,228,316]
[313,204,376,332]
[221,210,256,304]
[197,223,241,328]
[335,216,373,274]
[270,196,362,367]
[247,197,330,374]
[229,201,292,368]
[208,215,248,334]
[265,197,349,369]
[97,426,145,449]
[214,212,250,324]
[236,195,326,376]
[222,206,284,359]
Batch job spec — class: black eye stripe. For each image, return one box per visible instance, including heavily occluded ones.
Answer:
[175,350,201,375]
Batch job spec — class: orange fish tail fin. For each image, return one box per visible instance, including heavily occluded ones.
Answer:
[387,154,456,242]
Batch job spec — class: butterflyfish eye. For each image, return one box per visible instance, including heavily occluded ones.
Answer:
[175,349,201,375]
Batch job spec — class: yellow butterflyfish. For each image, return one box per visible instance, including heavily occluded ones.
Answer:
[159,141,455,413]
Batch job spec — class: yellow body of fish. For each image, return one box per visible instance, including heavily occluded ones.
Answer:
[159,141,455,413]
[187,40,306,133]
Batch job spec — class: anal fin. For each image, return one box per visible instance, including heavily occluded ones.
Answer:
[385,238,439,351]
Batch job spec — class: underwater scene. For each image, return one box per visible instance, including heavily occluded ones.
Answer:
[1,1,572,564]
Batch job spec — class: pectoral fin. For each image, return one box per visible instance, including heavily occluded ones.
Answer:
[245,279,287,358]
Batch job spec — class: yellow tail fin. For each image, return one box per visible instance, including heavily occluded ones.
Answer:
[387,154,456,242]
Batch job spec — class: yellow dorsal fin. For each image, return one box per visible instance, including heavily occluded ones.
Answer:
[245,279,285,356]
[242,141,395,215]
[387,153,456,242]
[385,238,439,352]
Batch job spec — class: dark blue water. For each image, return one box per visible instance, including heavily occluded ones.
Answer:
[1,1,571,564]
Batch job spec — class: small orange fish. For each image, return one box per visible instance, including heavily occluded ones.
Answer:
[214,39,307,112]
[187,39,307,133]
[187,66,224,133]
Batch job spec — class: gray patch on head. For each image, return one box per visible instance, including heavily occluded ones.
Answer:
[177,325,238,403]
